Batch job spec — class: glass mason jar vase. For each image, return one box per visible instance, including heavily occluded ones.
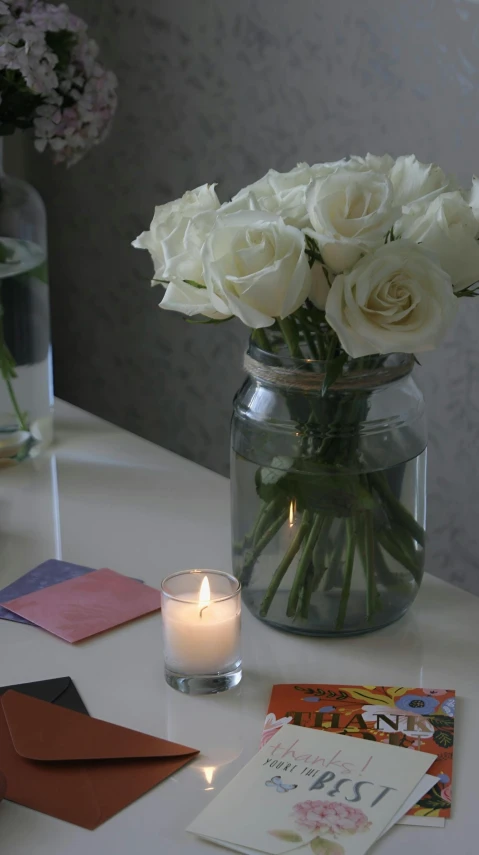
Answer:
[231,338,427,636]
[0,142,53,464]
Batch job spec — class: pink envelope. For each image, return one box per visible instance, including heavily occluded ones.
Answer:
[0,568,162,643]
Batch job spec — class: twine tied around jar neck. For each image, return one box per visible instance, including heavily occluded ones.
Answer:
[243,352,415,392]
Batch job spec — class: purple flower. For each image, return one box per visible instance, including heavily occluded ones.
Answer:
[438,773,450,784]
[395,695,439,715]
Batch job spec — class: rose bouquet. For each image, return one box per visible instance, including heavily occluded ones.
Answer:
[134,154,479,634]
[0,0,117,164]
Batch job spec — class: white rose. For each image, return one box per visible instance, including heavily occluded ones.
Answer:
[348,152,395,173]
[310,153,394,180]
[389,155,456,214]
[467,175,479,232]
[229,163,314,227]
[202,210,311,328]
[399,191,479,291]
[305,170,398,273]
[325,241,457,357]
[132,184,220,282]
[159,278,230,320]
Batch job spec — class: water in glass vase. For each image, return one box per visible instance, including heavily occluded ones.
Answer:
[0,238,52,464]
[232,449,426,636]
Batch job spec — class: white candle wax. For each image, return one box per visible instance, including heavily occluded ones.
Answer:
[162,581,241,675]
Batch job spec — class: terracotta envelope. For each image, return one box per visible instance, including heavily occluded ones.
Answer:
[0,691,199,829]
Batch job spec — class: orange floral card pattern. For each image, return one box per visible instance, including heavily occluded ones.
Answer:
[264,685,455,819]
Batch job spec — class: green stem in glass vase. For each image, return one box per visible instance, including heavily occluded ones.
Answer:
[335,517,356,631]
[357,511,380,622]
[239,505,289,584]
[0,299,29,433]
[286,513,323,617]
[368,470,425,547]
[259,511,311,617]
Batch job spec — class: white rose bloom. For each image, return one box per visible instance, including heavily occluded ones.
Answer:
[348,153,395,173]
[305,169,398,273]
[202,210,311,328]
[467,175,479,232]
[310,153,394,181]
[389,155,456,214]
[160,277,230,320]
[229,163,314,227]
[399,191,479,291]
[325,241,457,357]
[132,184,220,281]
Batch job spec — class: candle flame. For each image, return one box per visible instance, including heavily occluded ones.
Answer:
[289,500,295,527]
[203,766,215,785]
[199,575,210,615]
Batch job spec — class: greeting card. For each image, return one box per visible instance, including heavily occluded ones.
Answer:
[0,568,161,642]
[263,684,455,827]
[0,559,144,625]
[188,724,436,855]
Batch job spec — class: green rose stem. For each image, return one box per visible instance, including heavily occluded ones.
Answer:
[240,505,289,585]
[357,512,380,621]
[335,517,356,630]
[294,307,319,359]
[0,307,29,433]
[252,328,272,352]
[259,511,311,617]
[286,513,323,616]
[368,470,425,546]
[323,524,346,591]
[276,317,303,359]
[375,525,422,584]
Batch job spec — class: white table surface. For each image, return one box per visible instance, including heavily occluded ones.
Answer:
[0,400,477,855]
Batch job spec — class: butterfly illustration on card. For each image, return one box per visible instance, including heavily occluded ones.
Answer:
[265,775,298,794]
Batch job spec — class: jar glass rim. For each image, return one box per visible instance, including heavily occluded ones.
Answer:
[161,569,241,603]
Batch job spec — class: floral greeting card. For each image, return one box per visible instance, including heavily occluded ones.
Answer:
[263,685,455,827]
[188,724,436,855]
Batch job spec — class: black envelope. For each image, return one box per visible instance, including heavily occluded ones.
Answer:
[0,676,89,715]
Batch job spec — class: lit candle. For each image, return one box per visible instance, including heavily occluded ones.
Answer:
[161,570,241,694]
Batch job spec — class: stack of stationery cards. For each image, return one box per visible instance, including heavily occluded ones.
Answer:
[188,724,438,855]
[0,560,161,641]
[262,684,455,828]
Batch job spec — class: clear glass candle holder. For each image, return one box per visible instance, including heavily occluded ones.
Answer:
[161,570,242,695]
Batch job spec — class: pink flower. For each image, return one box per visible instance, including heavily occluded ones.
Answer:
[423,689,447,697]
[291,800,371,837]
[442,785,452,803]
[260,713,293,748]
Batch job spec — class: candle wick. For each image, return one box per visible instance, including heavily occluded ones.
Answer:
[199,605,208,618]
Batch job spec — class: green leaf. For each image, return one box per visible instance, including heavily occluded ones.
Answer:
[185,316,231,325]
[433,729,454,748]
[427,716,454,729]
[290,467,377,517]
[269,830,303,843]
[456,283,479,298]
[417,795,452,811]
[310,837,345,855]
[321,351,348,396]
[183,279,207,289]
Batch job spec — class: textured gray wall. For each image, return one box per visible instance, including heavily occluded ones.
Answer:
[19,0,479,595]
